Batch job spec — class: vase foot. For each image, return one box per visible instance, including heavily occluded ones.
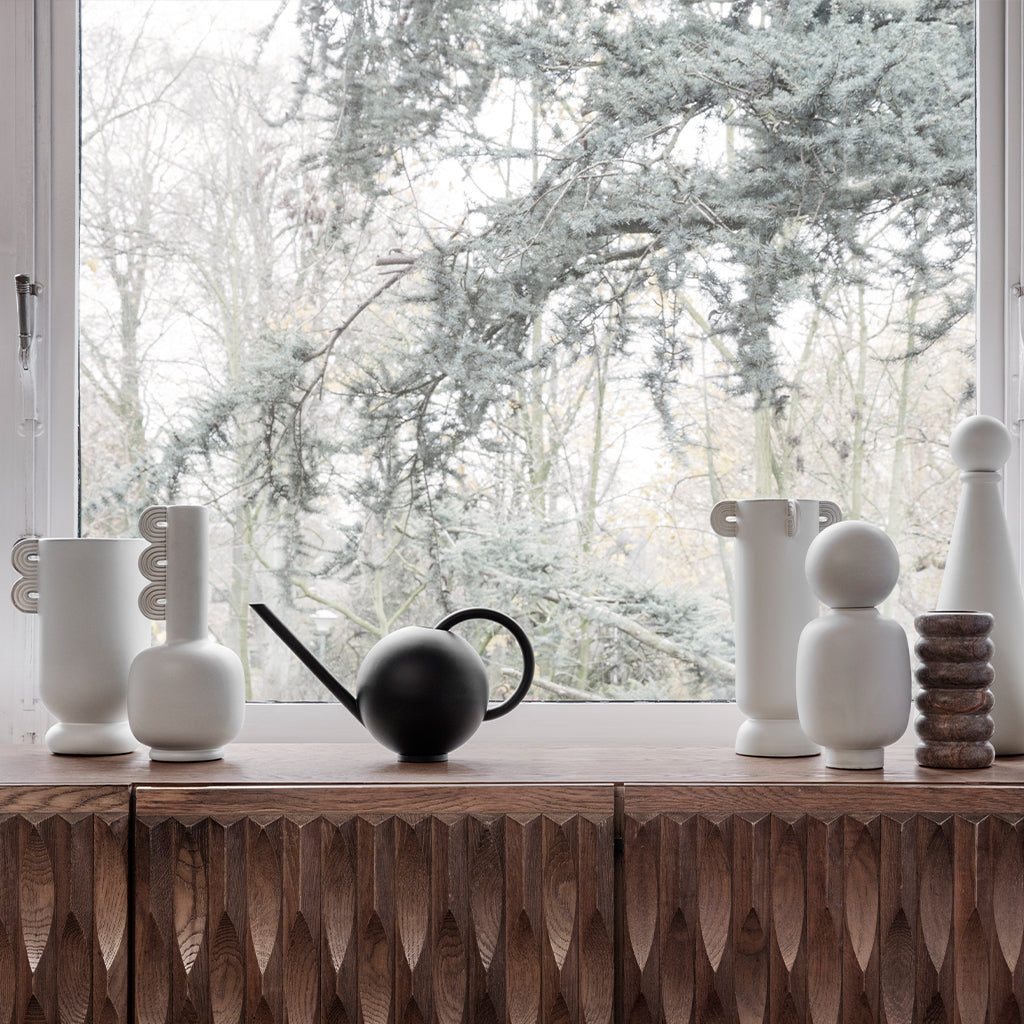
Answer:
[46,721,138,756]
[148,746,225,762]
[825,746,884,769]
[735,718,820,758]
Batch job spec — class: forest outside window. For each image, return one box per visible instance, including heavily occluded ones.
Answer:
[74,0,979,710]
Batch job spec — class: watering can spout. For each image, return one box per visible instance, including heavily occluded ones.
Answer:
[250,603,362,724]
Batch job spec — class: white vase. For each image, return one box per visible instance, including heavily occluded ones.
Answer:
[936,414,1024,755]
[128,505,245,761]
[711,498,841,756]
[11,536,150,754]
[796,520,911,769]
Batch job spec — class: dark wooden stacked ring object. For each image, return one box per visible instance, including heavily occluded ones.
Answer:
[913,611,995,769]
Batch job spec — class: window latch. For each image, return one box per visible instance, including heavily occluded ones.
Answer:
[1014,283,1024,431]
[14,274,42,371]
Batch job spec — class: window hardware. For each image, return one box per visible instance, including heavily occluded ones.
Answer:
[14,275,42,371]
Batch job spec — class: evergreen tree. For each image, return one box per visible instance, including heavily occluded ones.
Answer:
[79,0,975,699]
[270,0,972,694]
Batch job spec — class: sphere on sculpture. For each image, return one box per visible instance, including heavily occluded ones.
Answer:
[949,414,1011,472]
[805,519,899,610]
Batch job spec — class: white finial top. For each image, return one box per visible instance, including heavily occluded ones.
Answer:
[949,414,1011,472]
[805,519,900,609]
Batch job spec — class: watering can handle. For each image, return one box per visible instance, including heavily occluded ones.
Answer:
[435,607,536,722]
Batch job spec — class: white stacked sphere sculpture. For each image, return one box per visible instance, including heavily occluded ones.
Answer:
[796,520,911,769]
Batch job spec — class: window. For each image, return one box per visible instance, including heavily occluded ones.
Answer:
[0,0,1019,745]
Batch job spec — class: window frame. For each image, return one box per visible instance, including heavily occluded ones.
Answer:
[1,0,77,745]
[0,0,1017,746]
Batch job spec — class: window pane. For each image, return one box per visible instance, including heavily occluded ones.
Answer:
[79,0,976,702]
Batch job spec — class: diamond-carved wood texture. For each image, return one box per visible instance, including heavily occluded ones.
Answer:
[623,787,1024,1024]
[134,784,614,1024]
[0,785,130,1024]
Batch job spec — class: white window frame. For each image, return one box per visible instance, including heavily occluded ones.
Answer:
[0,0,1017,747]
[1,0,77,745]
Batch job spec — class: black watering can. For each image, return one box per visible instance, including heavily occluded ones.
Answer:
[251,604,535,761]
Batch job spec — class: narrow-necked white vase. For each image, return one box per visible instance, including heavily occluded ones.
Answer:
[11,536,150,754]
[128,505,245,760]
[711,498,842,756]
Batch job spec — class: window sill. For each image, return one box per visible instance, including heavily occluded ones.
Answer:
[238,698,747,746]
[236,698,923,755]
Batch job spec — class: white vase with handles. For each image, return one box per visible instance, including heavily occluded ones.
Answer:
[936,415,1024,755]
[128,505,245,761]
[711,498,842,756]
[11,536,150,754]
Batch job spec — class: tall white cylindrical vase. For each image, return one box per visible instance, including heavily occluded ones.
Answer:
[128,505,245,761]
[11,536,150,754]
[711,498,842,756]
[936,415,1024,755]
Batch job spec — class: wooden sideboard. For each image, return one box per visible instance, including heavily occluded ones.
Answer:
[0,742,1023,1023]
[0,784,129,1024]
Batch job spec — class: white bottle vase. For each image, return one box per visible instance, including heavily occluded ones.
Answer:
[128,505,245,761]
[711,498,842,756]
[11,536,150,754]
[936,415,1024,755]
[796,520,911,769]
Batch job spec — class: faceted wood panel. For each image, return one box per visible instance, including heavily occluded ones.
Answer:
[622,800,1024,1024]
[0,786,130,1024]
[134,785,614,1024]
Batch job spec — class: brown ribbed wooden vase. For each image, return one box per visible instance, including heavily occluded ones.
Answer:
[914,610,995,769]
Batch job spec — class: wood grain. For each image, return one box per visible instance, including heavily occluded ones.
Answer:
[624,785,1024,1024]
[0,786,130,1024]
[0,741,1023,788]
[134,783,613,820]
[0,744,1022,1021]
[135,784,614,1024]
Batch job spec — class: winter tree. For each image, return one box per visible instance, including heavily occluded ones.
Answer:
[79,0,974,699]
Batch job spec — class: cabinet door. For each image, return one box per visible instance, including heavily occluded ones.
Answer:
[0,785,130,1024]
[135,784,614,1024]
[623,785,1024,1024]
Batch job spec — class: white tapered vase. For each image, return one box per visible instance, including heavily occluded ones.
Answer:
[711,498,842,757]
[128,505,245,761]
[11,536,150,754]
[936,416,1024,755]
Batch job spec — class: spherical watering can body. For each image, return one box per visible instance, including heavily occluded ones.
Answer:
[356,625,490,761]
